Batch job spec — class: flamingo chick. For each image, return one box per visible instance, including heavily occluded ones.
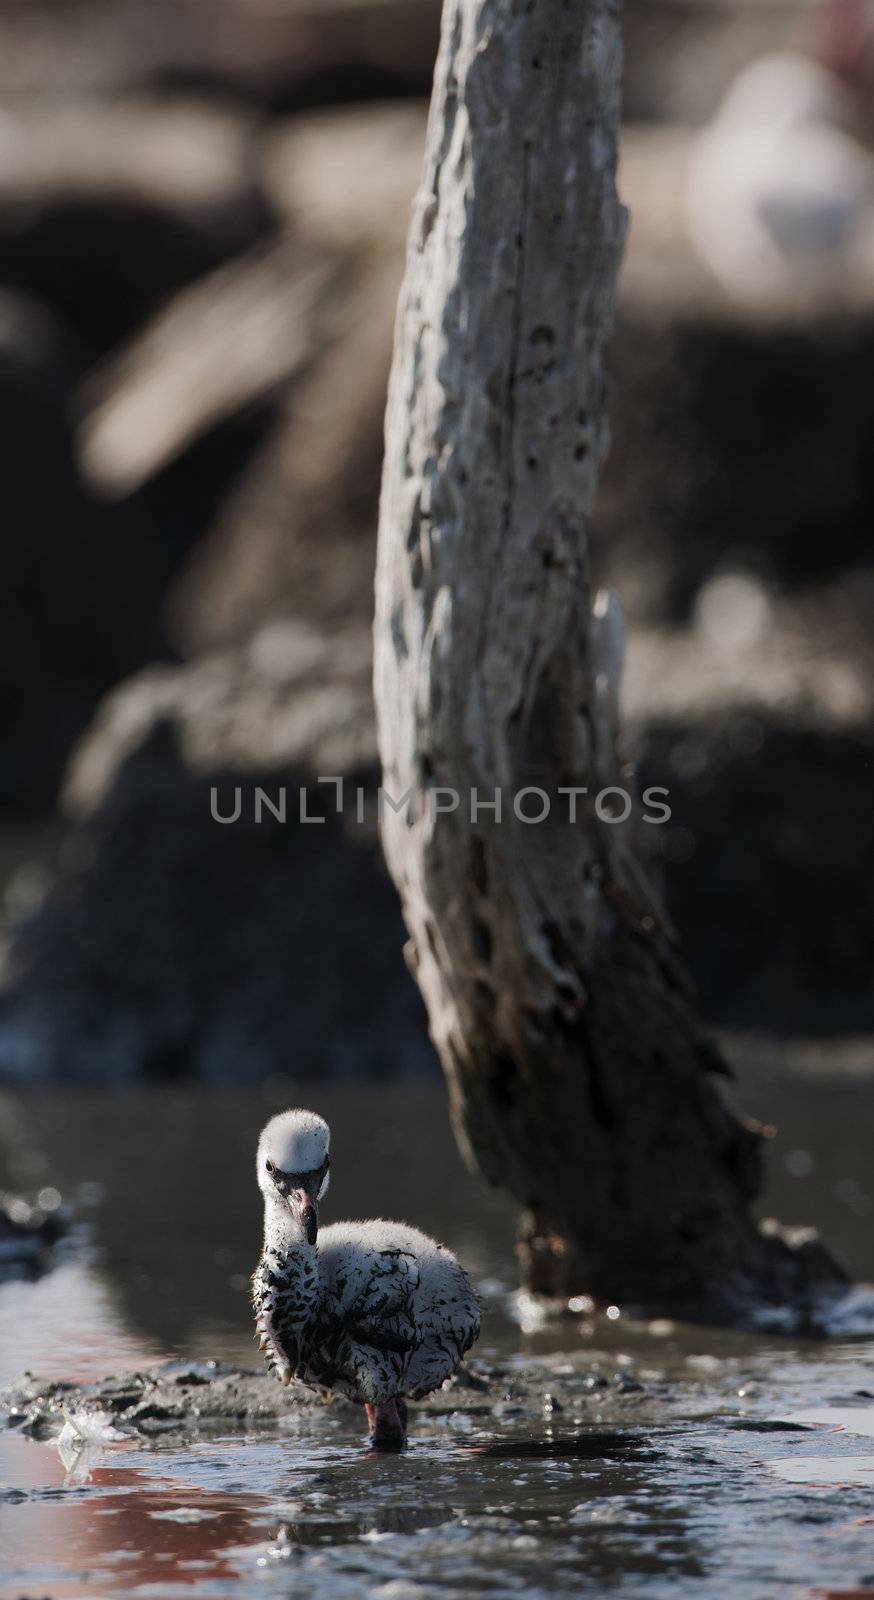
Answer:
[252,1109,481,1449]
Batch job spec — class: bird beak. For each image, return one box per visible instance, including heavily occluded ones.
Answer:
[293,1190,318,1245]
[276,1175,319,1243]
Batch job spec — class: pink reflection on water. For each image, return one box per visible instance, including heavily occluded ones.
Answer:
[0,1260,162,1387]
[1,1433,269,1597]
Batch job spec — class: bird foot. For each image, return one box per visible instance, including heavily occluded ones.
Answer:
[365,1400,408,1451]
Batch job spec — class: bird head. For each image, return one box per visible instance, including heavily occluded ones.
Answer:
[257,1109,330,1245]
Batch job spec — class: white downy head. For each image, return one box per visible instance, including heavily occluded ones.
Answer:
[257,1109,331,1244]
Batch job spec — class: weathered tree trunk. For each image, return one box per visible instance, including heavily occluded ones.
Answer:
[374,0,846,1323]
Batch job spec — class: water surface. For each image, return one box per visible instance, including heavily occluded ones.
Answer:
[1,1074,873,1598]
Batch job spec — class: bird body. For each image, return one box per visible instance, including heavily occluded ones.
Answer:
[685,50,874,307]
[252,1110,480,1446]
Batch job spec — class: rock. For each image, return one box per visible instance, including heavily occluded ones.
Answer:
[623,591,873,729]
[641,718,874,1034]
[0,623,431,1083]
[62,620,376,816]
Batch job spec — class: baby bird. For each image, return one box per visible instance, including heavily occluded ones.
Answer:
[685,0,874,308]
[252,1109,481,1448]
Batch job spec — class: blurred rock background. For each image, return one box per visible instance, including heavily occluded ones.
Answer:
[0,0,872,1082]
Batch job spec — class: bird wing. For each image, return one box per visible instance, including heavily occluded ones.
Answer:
[341,1248,420,1353]
[403,1270,482,1399]
[252,1259,300,1386]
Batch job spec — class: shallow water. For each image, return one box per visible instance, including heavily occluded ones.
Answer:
[1,1074,874,1599]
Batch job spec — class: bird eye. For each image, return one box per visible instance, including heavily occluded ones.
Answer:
[265,1159,275,1176]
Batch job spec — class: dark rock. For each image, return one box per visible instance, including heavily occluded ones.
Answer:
[62,619,377,812]
[0,629,430,1082]
[641,721,874,1035]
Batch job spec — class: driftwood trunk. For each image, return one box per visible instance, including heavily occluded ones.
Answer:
[374,0,845,1322]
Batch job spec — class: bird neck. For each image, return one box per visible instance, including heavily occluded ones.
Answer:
[262,1192,319,1260]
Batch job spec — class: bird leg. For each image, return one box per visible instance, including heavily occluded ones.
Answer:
[365,1399,407,1450]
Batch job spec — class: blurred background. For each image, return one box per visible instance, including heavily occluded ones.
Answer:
[0,0,872,1095]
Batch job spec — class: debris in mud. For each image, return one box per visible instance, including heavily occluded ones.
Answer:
[0,1356,657,1442]
[55,1405,132,1478]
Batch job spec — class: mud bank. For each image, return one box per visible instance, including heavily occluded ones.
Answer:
[1,1355,661,1441]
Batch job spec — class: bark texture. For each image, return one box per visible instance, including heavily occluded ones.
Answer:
[374,0,846,1322]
